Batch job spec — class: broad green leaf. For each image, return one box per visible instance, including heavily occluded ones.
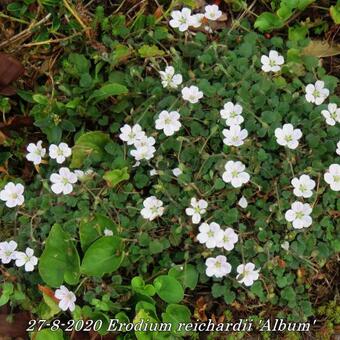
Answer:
[153,275,184,304]
[103,167,129,187]
[80,214,117,251]
[288,26,308,41]
[138,44,165,58]
[254,13,284,32]
[81,236,124,277]
[168,264,198,290]
[33,328,64,340]
[134,309,160,340]
[68,53,90,74]
[70,131,110,168]
[88,83,128,103]
[162,304,191,335]
[39,224,80,287]
[0,282,13,306]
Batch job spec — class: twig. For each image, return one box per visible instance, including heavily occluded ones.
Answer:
[22,31,84,47]
[63,0,88,31]
[0,13,52,49]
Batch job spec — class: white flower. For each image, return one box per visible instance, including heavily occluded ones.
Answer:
[197,222,223,249]
[185,197,208,224]
[159,66,183,89]
[26,140,46,165]
[172,168,182,177]
[220,102,244,126]
[222,160,250,188]
[222,125,248,147]
[324,164,340,191]
[337,141,340,156]
[190,13,204,28]
[55,286,76,312]
[291,174,316,198]
[238,196,248,208]
[217,227,238,251]
[130,136,156,161]
[130,146,155,161]
[285,201,312,229]
[50,167,77,195]
[274,123,302,150]
[0,182,24,208]
[281,241,290,251]
[205,255,232,278]
[119,124,145,146]
[321,103,340,126]
[305,81,329,105]
[155,110,181,136]
[204,25,213,33]
[49,143,72,164]
[0,241,17,264]
[236,263,260,286]
[181,86,203,104]
[14,247,38,272]
[104,228,113,236]
[261,50,284,72]
[149,169,158,176]
[134,135,155,149]
[169,7,192,32]
[141,196,164,221]
[204,4,222,21]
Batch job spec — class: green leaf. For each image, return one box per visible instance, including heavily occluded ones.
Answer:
[88,83,128,103]
[111,44,132,67]
[281,286,296,301]
[79,214,117,251]
[296,0,315,10]
[0,283,13,306]
[223,290,236,304]
[68,53,90,74]
[148,240,164,254]
[134,309,159,340]
[81,236,124,277]
[153,275,184,304]
[103,167,129,187]
[138,44,165,58]
[131,277,156,297]
[330,4,340,24]
[38,293,61,319]
[254,13,284,32]
[38,224,80,287]
[168,264,198,290]
[70,131,110,168]
[288,26,308,41]
[162,304,191,335]
[34,328,64,340]
[32,94,48,105]
[211,283,227,298]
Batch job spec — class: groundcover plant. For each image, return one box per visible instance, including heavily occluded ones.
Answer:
[0,2,339,339]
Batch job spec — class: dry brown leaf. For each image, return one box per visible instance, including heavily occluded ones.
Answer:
[0,131,8,145]
[194,296,208,321]
[302,40,340,58]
